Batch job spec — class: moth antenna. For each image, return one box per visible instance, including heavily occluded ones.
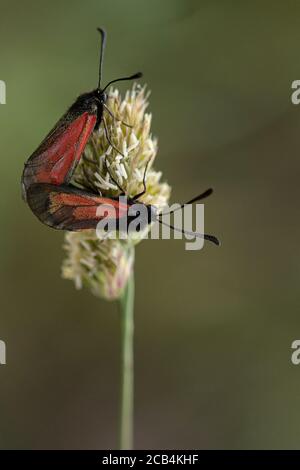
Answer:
[97,27,106,89]
[102,72,143,92]
[157,219,220,246]
[159,188,213,217]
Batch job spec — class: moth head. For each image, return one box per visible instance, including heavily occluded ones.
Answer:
[94,88,107,103]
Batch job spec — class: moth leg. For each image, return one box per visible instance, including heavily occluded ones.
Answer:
[82,151,123,196]
[102,116,125,157]
[102,116,127,194]
[132,159,151,201]
[82,165,99,192]
[103,102,132,128]
[82,153,97,166]
[81,134,125,195]
[104,154,126,194]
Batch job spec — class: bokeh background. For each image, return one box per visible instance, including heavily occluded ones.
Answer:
[1,0,300,449]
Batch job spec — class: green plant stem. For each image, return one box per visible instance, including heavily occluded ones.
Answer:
[119,260,135,450]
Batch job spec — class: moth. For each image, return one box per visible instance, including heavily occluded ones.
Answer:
[22,28,141,202]
[21,29,219,246]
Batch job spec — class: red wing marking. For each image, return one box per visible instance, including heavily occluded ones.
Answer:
[26,183,129,231]
[22,112,97,190]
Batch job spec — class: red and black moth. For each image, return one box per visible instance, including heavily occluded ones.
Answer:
[21,28,220,246]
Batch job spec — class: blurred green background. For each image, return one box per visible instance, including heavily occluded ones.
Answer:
[1,0,300,449]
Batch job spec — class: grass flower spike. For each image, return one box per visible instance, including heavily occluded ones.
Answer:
[62,84,170,300]
[62,83,170,450]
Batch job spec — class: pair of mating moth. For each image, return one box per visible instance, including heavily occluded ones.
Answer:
[21,28,219,246]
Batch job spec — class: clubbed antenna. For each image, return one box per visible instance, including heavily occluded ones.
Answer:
[97,27,107,89]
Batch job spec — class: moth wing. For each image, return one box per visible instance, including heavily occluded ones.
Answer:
[26,183,128,231]
[22,105,97,196]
